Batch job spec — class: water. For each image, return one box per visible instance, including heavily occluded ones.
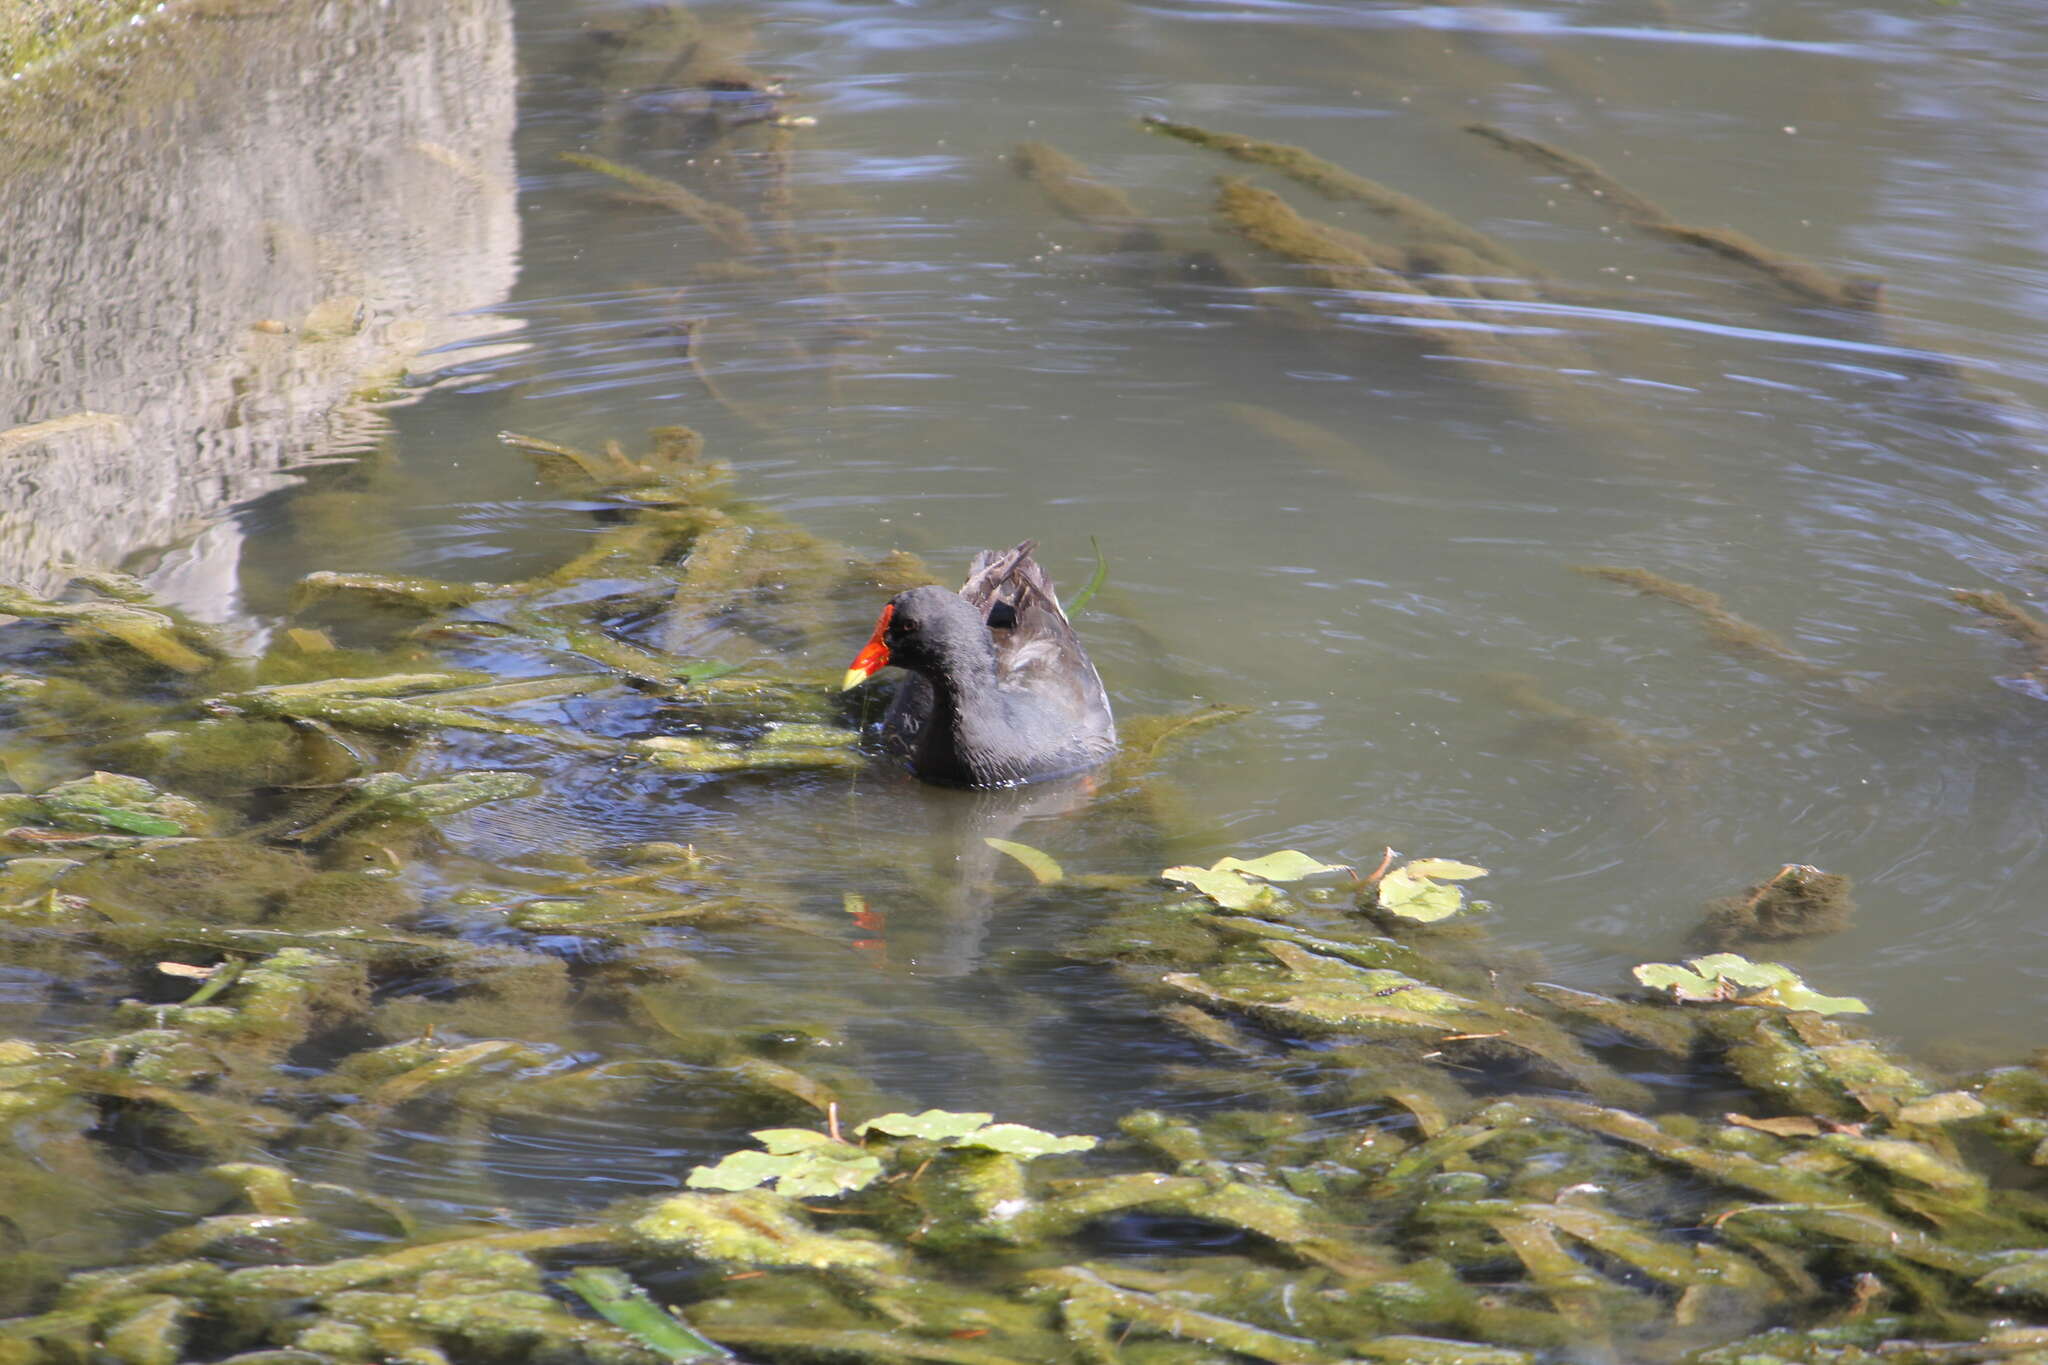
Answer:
[469,0,2048,1043]
[11,0,2048,1216]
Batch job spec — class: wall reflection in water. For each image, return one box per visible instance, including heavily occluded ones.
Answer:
[0,0,521,610]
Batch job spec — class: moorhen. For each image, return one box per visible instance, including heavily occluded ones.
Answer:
[842,541,1116,788]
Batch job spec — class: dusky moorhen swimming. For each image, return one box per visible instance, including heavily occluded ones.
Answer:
[842,541,1116,788]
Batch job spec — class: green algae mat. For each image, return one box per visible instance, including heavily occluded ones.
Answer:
[0,427,2045,1365]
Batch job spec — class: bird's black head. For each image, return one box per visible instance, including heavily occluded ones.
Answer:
[843,584,1003,692]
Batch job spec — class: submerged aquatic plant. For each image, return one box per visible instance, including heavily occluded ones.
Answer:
[3,413,2046,1365]
[1065,536,1109,616]
[564,1267,732,1362]
[1009,141,1143,226]
[1695,862,1855,947]
[1143,113,1537,283]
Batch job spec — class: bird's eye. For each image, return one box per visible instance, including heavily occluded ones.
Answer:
[986,602,1018,629]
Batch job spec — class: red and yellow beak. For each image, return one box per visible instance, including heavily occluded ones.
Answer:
[842,603,894,690]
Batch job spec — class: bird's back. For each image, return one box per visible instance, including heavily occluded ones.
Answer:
[883,542,1115,786]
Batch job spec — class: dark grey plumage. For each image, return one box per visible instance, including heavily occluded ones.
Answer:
[866,542,1116,788]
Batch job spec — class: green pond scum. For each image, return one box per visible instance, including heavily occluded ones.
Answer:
[0,420,2046,1365]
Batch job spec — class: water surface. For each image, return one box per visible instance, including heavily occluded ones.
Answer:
[403,0,2048,1050]
[13,0,2048,1213]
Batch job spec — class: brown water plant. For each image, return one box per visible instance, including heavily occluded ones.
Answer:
[1694,863,1856,949]
[560,151,758,255]
[1576,565,1841,681]
[1146,114,1542,286]
[1484,670,1693,798]
[1465,123,1881,311]
[1952,588,2048,680]
[1214,178,1652,452]
[1009,142,1144,227]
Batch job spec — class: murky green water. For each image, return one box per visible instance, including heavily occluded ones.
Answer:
[238,0,2048,1043]
[9,0,2048,1357]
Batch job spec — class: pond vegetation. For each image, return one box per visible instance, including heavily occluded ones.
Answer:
[8,2,2048,1362]
[2,415,2047,1364]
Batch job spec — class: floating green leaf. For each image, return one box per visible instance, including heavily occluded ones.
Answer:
[1165,849,1347,909]
[1747,979,1873,1015]
[1214,851,1349,882]
[565,1266,730,1361]
[1633,962,1720,1001]
[680,1110,1126,1199]
[752,1128,838,1154]
[953,1123,1098,1157]
[1403,858,1489,881]
[1162,864,1272,910]
[1689,952,1792,989]
[855,1109,994,1141]
[774,1150,885,1198]
[1374,857,1489,922]
[685,1149,794,1192]
[984,837,1063,883]
[684,1143,883,1199]
[1375,868,1466,922]
[1632,953,1869,1015]
[848,1109,1096,1159]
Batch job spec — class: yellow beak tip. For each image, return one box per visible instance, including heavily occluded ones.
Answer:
[841,668,872,691]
